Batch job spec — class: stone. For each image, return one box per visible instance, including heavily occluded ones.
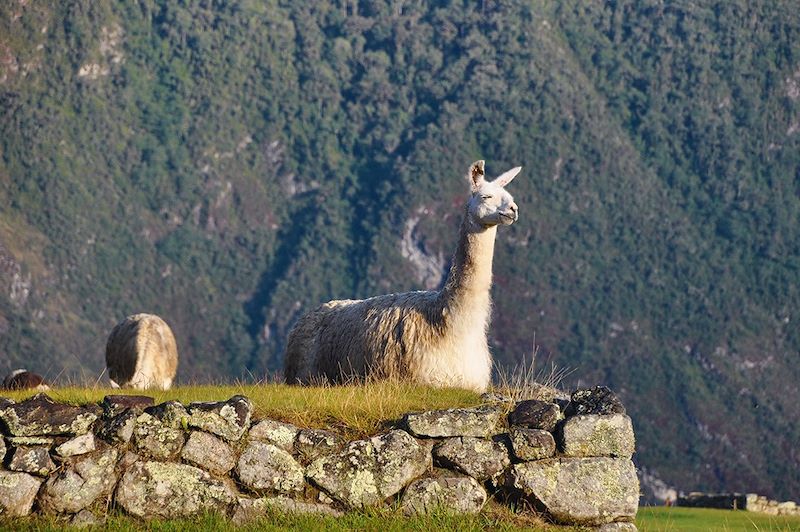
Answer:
[181,431,236,476]
[560,414,635,459]
[232,496,343,524]
[0,471,43,516]
[432,437,510,481]
[187,395,252,441]
[102,395,154,418]
[509,427,556,461]
[115,461,237,519]
[405,405,504,438]
[504,457,639,525]
[6,436,55,446]
[132,412,185,460]
[145,400,189,429]
[71,509,103,528]
[119,451,139,471]
[99,410,137,444]
[55,432,97,457]
[0,437,4,461]
[249,419,300,451]
[0,393,99,436]
[295,428,346,464]
[508,399,562,431]
[307,430,429,508]
[39,447,119,514]
[598,523,638,531]
[236,441,305,494]
[8,446,56,476]
[400,474,487,515]
[564,386,625,417]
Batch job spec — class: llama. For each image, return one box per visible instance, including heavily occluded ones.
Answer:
[2,369,50,391]
[284,160,521,392]
[105,313,178,390]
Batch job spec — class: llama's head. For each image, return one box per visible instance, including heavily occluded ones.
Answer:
[466,160,521,227]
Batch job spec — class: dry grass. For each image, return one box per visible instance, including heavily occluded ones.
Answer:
[0,380,481,437]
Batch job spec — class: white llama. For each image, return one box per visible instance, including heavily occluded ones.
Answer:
[283,160,521,392]
[105,313,178,390]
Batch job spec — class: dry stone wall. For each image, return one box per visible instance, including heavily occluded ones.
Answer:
[0,386,639,529]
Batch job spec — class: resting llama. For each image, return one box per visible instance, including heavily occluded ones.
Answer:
[105,313,178,390]
[284,160,521,392]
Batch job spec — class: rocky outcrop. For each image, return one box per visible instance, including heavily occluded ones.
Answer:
[0,386,639,526]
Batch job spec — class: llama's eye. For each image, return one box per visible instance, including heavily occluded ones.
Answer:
[480,194,492,200]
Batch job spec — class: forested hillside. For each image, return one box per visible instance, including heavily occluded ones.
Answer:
[1,0,799,500]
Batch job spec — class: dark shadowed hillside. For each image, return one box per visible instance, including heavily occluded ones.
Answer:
[1,0,799,500]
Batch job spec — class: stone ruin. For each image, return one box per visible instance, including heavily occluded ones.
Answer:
[677,492,799,516]
[0,386,639,530]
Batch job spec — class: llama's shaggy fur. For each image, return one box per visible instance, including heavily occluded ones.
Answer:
[284,160,521,392]
[2,369,49,391]
[105,313,178,390]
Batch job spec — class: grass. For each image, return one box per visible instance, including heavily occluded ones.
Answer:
[0,381,483,437]
[0,504,584,531]
[636,506,800,531]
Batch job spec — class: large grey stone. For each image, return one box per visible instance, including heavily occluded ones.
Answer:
[0,393,99,436]
[307,430,429,508]
[39,447,119,514]
[232,496,343,524]
[115,461,237,519]
[187,395,252,441]
[236,441,305,494]
[133,412,185,460]
[181,430,236,476]
[433,437,510,481]
[400,474,487,515]
[0,471,43,516]
[564,386,625,417]
[559,414,634,459]
[509,427,556,461]
[144,401,189,429]
[102,395,154,418]
[99,410,137,444]
[405,405,504,438]
[508,400,562,431]
[249,419,300,451]
[55,433,97,457]
[8,446,56,476]
[295,428,346,464]
[505,457,639,525]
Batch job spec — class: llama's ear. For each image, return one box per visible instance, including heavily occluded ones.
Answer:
[493,166,522,188]
[468,160,485,191]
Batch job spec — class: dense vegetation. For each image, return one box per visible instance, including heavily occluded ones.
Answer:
[1,0,799,501]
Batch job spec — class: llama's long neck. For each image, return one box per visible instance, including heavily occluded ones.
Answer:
[438,210,497,331]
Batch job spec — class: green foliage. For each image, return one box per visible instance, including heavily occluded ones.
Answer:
[1,0,799,502]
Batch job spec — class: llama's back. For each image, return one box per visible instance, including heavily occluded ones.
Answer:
[106,313,178,390]
[284,291,443,385]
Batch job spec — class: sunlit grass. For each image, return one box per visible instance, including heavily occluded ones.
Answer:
[0,381,482,436]
[0,503,581,531]
[637,506,800,531]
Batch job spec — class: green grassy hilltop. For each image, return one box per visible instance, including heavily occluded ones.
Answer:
[1,0,799,501]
